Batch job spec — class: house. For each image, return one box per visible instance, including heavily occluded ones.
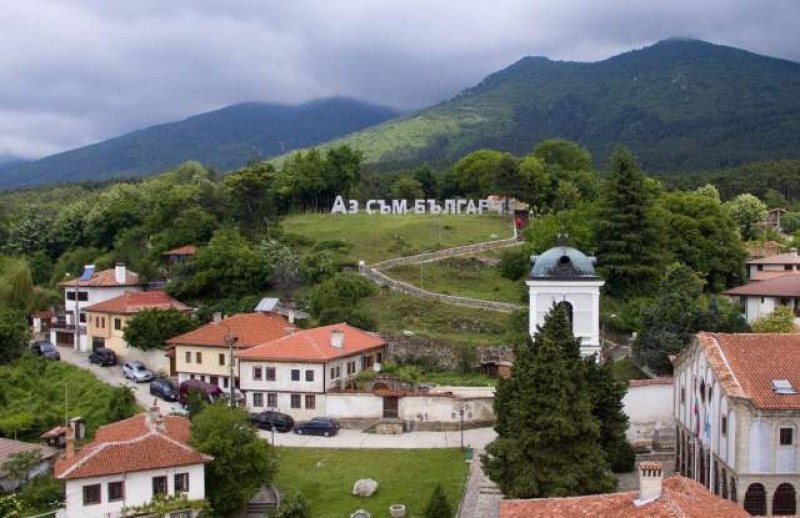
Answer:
[500,462,746,517]
[162,245,198,267]
[51,264,143,351]
[84,291,190,371]
[723,274,800,325]
[673,332,800,515]
[55,409,211,518]
[762,208,789,233]
[237,323,387,420]
[166,312,293,389]
[0,438,57,492]
[746,250,800,281]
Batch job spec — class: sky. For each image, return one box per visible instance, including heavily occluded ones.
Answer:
[0,0,798,160]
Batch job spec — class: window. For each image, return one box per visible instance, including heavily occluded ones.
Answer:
[170,512,192,518]
[721,416,727,436]
[210,376,218,386]
[267,393,277,408]
[780,427,794,446]
[223,377,229,388]
[108,481,125,502]
[266,367,276,381]
[185,351,191,363]
[83,484,101,505]
[152,476,168,496]
[114,318,122,330]
[291,394,301,408]
[377,352,383,364]
[305,395,316,409]
[195,352,202,363]
[102,317,106,328]
[336,366,341,378]
[253,392,264,407]
[680,387,685,404]
[330,367,336,379]
[786,265,794,271]
[253,367,263,381]
[67,291,89,302]
[305,370,314,382]
[174,472,189,493]
[79,312,86,323]
[219,353,225,366]
[291,369,300,381]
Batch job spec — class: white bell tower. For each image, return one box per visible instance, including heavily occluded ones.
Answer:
[526,237,604,358]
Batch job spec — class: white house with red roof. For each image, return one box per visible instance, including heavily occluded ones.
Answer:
[237,323,387,420]
[673,332,800,515]
[55,409,211,518]
[723,274,800,325]
[746,250,800,281]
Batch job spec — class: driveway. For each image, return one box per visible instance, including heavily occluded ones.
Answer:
[260,426,496,449]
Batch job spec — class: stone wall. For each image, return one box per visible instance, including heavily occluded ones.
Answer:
[371,238,521,270]
[623,379,676,449]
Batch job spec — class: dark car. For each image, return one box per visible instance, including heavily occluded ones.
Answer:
[150,377,178,402]
[31,341,60,360]
[88,348,117,367]
[178,379,223,407]
[249,411,294,432]
[294,417,341,437]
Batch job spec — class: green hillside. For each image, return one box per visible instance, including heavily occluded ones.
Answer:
[297,39,800,172]
[0,97,399,189]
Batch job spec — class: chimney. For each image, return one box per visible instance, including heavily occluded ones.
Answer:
[114,263,126,284]
[330,329,344,349]
[288,310,296,325]
[792,248,799,257]
[635,462,663,505]
[148,406,165,432]
[65,421,76,459]
[212,312,222,323]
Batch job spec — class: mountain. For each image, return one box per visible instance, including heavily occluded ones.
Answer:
[309,39,800,171]
[0,97,399,189]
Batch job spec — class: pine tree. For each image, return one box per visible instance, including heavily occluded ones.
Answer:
[585,360,635,472]
[424,483,453,518]
[594,146,662,297]
[482,304,617,498]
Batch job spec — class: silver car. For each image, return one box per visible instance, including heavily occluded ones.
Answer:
[123,361,155,383]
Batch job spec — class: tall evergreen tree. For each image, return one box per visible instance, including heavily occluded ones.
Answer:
[481,304,616,498]
[594,147,662,297]
[585,360,635,472]
[424,483,453,518]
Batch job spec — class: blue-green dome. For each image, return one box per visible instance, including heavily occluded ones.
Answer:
[530,245,598,279]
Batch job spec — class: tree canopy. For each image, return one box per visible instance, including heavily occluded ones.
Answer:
[123,309,199,351]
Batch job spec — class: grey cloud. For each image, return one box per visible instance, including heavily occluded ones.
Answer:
[0,0,797,158]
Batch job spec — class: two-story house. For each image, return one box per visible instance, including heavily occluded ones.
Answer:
[51,264,143,351]
[55,409,211,518]
[166,312,293,390]
[84,291,190,368]
[673,332,800,516]
[747,251,800,281]
[723,275,800,325]
[237,323,387,420]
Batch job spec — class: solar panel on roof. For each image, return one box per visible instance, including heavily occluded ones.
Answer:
[79,265,96,282]
[254,297,279,312]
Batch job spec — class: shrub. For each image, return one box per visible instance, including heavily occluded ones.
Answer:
[498,247,530,281]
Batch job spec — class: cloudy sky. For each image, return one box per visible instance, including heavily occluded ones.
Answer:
[0,0,798,160]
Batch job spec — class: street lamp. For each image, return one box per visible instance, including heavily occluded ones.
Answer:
[224,329,239,408]
[455,399,471,452]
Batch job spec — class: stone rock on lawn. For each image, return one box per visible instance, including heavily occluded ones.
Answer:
[352,478,379,497]
[351,510,371,518]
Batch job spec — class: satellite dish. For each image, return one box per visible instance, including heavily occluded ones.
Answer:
[373,363,382,373]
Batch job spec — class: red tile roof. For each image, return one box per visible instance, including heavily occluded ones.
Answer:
[237,323,386,363]
[499,476,747,517]
[696,332,800,410]
[58,268,141,288]
[723,274,800,297]
[748,252,800,265]
[83,291,190,314]
[162,245,198,256]
[166,313,293,349]
[54,413,210,480]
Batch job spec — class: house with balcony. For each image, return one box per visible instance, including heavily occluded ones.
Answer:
[51,264,143,351]
[723,274,800,325]
[55,409,211,518]
[673,332,800,515]
[166,313,293,390]
[237,323,387,420]
[84,291,190,371]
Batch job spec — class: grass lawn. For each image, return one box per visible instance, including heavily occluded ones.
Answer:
[282,213,512,263]
[273,447,468,518]
[365,289,518,348]
[609,357,648,382]
[386,256,524,304]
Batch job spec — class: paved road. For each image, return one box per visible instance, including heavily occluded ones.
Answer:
[260,426,496,449]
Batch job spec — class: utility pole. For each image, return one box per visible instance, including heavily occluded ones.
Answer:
[226,330,238,408]
[66,273,81,352]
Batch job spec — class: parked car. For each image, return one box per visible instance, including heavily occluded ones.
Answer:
[178,379,223,407]
[122,361,155,383]
[220,388,246,407]
[88,348,117,366]
[293,417,341,437]
[149,377,178,401]
[31,341,60,360]
[249,410,294,432]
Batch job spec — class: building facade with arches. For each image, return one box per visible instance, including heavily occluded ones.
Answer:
[673,332,800,516]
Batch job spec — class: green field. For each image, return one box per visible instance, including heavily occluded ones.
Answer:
[273,447,468,518]
[283,213,512,263]
[386,256,524,304]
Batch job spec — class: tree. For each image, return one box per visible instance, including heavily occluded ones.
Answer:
[518,155,551,213]
[498,247,530,281]
[533,139,592,172]
[123,309,199,351]
[308,273,377,321]
[390,175,425,201]
[751,306,796,333]
[412,165,439,198]
[259,240,301,299]
[493,154,523,208]
[482,304,616,498]
[0,309,28,364]
[190,404,276,516]
[221,163,278,236]
[424,483,453,518]
[585,361,634,472]
[594,147,663,297]
[104,386,137,423]
[724,194,768,241]
[0,260,34,312]
[275,491,309,518]
[450,149,504,198]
